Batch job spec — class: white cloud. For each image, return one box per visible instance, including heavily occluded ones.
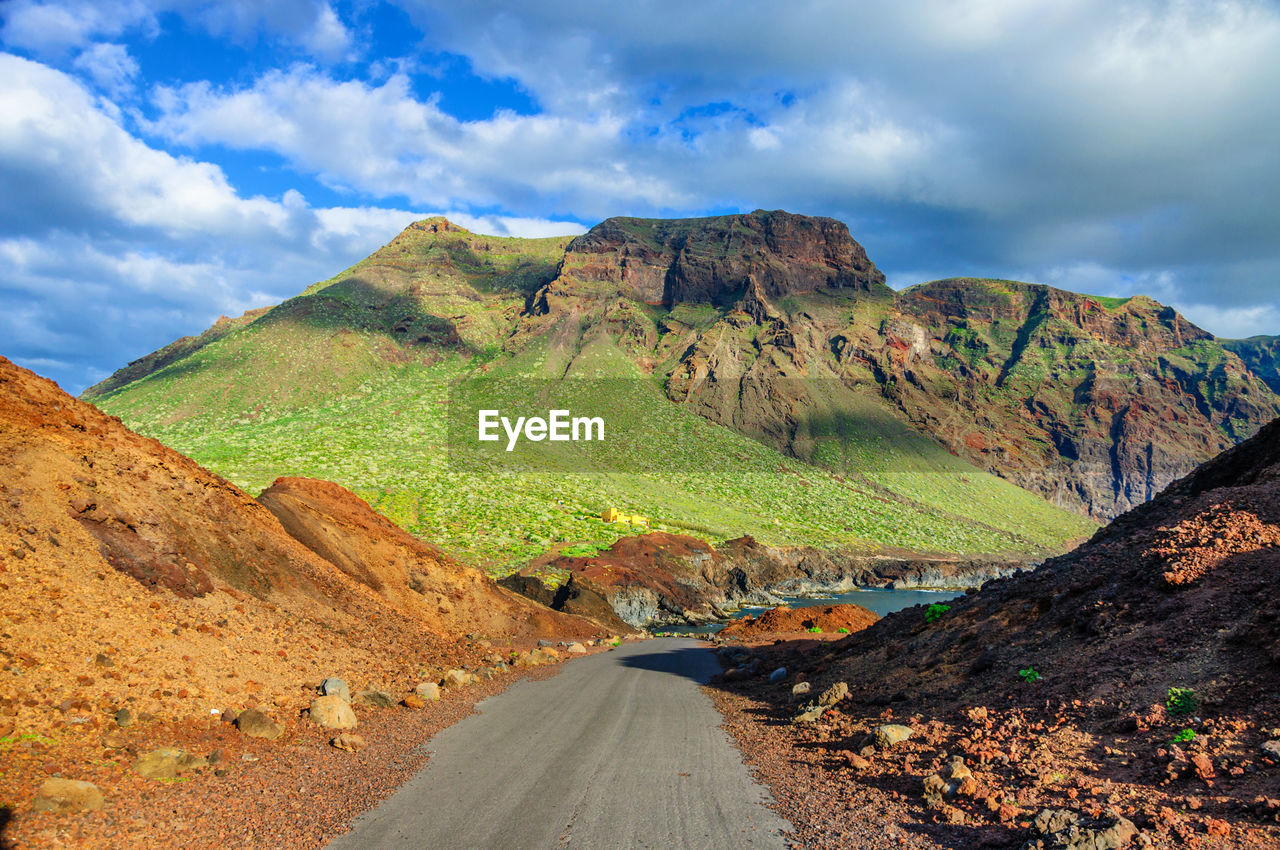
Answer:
[0,53,581,393]
[71,42,138,97]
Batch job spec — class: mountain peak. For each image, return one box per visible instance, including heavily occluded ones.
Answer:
[554,209,887,306]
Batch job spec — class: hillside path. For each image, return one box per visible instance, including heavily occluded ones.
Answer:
[326,637,792,849]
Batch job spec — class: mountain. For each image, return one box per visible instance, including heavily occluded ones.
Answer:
[0,355,596,737]
[514,213,1278,519]
[1225,335,1280,394]
[84,213,1096,567]
[709,410,1280,846]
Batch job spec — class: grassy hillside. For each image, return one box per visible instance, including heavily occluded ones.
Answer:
[86,219,1097,570]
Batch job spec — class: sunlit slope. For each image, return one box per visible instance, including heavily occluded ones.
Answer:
[86,219,1096,568]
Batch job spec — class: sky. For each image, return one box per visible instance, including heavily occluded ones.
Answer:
[2,0,1279,394]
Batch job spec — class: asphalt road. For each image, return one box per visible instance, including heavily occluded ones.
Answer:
[327,637,792,849]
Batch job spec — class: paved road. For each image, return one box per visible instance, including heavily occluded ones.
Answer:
[328,637,792,849]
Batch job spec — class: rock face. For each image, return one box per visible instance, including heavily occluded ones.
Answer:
[518,216,1279,520]
[257,477,600,641]
[1225,335,1280,393]
[495,574,633,634]
[538,210,886,308]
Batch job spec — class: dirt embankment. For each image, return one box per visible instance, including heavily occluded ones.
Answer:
[707,416,1280,848]
[0,355,605,847]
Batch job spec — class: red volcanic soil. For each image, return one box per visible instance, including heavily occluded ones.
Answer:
[720,604,880,638]
[709,416,1280,848]
[0,356,601,847]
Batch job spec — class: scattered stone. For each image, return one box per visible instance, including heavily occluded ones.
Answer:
[357,690,394,708]
[330,733,366,753]
[235,708,283,740]
[441,669,472,688]
[844,752,871,770]
[792,682,811,696]
[99,730,128,749]
[817,682,849,707]
[414,682,441,701]
[566,642,587,655]
[93,653,114,668]
[309,695,357,730]
[32,778,104,813]
[1261,740,1280,759]
[220,708,238,724]
[872,724,914,749]
[1023,807,1138,850]
[133,747,208,780]
[537,639,554,648]
[1190,752,1216,781]
[769,667,787,684]
[113,708,133,728]
[792,705,827,724]
[321,677,351,704]
[402,695,425,710]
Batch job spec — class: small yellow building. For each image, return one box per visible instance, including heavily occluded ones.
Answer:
[628,514,648,527]
[602,507,621,523]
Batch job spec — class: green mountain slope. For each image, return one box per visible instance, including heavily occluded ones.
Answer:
[85,215,1096,568]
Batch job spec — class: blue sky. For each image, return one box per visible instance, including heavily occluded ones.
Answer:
[3,0,1279,393]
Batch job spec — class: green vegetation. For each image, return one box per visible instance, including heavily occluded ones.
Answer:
[1170,728,1196,745]
[806,626,822,633]
[837,627,850,634]
[559,543,604,558]
[85,218,1096,572]
[1167,687,1197,716]
[1018,666,1042,683]
[925,603,951,623]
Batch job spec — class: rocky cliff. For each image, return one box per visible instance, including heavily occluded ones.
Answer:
[1225,335,1280,394]
[519,213,1278,519]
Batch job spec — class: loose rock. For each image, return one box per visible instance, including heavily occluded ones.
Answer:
[769,667,787,684]
[357,690,394,708]
[330,733,366,753]
[414,682,441,701]
[321,677,351,703]
[872,724,914,749]
[235,708,283,740]
[133,746,208,780]
[32,778,104,813]
[309,695,357,730]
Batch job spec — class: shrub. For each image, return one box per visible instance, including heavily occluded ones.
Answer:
[1167,687,1197,716]
[1019,667,1041,683]
[1170,728,1196,745]
[925,603,951,623]
[806,626,822,633]
[837,627,850,634]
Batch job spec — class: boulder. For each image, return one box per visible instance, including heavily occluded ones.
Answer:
[414,682,441,701]
[321,677,351,703]
[817,681,849,707]
[113,708,133,728]
[769,667,787,684]
[133,747,208,780]
[441,669,472,688]
[402,695,425,710]
[873,724,914,749]
[32,778,104,813]
[235,708,283,740]
[566,642,588,655]
[309,695,357,730]
[1023,807,1137,850]
[792,705,827,724]
[792,682,811,696]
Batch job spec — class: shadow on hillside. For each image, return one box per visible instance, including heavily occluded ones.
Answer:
[261,277,482,357]
[0,804,11,849]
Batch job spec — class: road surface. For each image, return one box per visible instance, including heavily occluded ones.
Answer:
[328,637,792,849]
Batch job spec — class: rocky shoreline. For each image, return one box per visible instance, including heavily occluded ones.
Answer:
[506,532,1033,629]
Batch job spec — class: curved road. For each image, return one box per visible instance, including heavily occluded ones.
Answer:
[328,637,792,849]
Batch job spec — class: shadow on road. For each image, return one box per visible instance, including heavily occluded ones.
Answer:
[619,641,718,683]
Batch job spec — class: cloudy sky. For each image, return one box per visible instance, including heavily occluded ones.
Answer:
[3,0,1278,393]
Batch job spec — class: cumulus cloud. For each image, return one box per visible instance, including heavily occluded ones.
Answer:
[0,54,581,393]
[71,42,139,97]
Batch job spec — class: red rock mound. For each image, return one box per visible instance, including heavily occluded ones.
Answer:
[716,416,1280,846]
[720,604,880,638]
[0,357,594,739]
[257,477,598,640]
